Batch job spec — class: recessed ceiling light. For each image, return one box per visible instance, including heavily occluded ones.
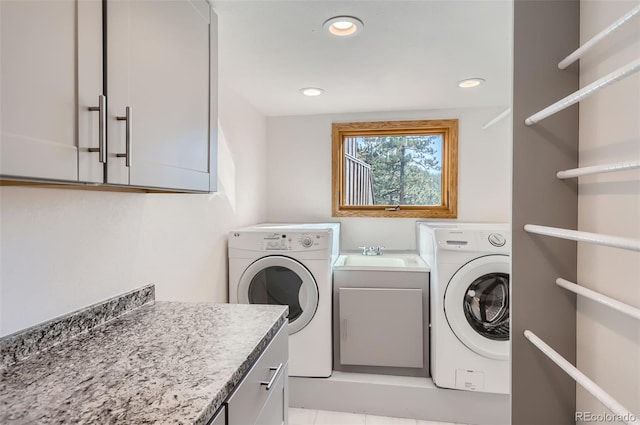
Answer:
[323,16,364,37]
[458,78,485,88]
[299,87,325,97]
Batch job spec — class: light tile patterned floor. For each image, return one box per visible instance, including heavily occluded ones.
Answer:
[289,408,468,425]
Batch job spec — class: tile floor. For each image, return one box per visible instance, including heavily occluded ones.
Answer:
[289,408,467,425]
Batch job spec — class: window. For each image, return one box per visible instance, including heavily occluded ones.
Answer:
[332,119,458,218]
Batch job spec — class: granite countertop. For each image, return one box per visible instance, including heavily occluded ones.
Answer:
[0,301,288,425]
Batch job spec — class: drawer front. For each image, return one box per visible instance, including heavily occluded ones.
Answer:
[255,363,287,425]
[227,322,288,425]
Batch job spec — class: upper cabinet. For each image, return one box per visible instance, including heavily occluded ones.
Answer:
[0,0,217,193]
[106,0,216,192]
[0,0,104,183]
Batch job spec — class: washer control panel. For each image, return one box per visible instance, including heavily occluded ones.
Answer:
[435,228,510,252]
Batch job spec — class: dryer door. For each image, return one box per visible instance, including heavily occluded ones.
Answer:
[238,255,319,335]
[444,254,510,360]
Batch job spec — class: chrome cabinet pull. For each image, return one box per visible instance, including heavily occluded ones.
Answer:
[259,363,284,391]
[88,94,106,163]
[116,106,132,167]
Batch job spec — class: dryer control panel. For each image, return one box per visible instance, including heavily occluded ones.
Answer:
[229,230,332,253]
[262,233,294,251]
[261,232,327,251]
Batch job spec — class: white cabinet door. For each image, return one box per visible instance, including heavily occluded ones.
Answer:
[0,0,104,183]
[106,0,214,191]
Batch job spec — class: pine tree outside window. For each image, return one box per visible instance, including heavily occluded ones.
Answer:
[332,119,458,218]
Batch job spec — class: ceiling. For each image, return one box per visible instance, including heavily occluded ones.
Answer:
[212,0,513,117]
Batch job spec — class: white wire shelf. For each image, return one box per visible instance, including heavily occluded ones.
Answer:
[524,224,640,252]
[525,58,640,125]
[556,278,640,320]
[524,330,640,425]
[556,160,640,179]
[558,4,640,69]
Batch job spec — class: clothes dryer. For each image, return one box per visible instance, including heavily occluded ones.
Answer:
[228,223,339,377]
[418,222,510,394]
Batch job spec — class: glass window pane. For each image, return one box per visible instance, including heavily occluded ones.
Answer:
[343,134,443,206]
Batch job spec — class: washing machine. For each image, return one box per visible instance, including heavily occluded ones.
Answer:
[418,222,510,394]
[228,223,339,377]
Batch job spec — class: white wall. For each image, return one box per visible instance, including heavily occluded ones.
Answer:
[266,107,511,251]
[0,87,267,336]
[577,1,640,422]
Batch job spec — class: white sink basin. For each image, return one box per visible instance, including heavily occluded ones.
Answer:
[343,256,407,267]
[334,253,429,272]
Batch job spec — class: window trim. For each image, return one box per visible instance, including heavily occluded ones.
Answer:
[331,119,458,218]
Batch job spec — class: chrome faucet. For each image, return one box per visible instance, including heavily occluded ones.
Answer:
[358,246,385,256]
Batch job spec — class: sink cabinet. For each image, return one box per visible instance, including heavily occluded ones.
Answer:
[0,0,217,192]
[333,268,430,377]
[339,287,424,368]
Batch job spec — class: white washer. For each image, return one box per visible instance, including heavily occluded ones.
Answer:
[418,222,510,394]
[228,223,339,378]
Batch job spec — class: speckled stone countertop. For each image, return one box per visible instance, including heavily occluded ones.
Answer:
[0,302,288,425]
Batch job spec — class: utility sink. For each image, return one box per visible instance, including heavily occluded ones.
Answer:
[332,251,430,375]
[334,253,429,272]
[343,256,406,267]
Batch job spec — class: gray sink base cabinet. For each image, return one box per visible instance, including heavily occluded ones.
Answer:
[333,269,430,378]
[210,322,289,425]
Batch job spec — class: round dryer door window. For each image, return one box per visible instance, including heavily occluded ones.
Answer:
[444,255,510,361]
[238,256,319,335]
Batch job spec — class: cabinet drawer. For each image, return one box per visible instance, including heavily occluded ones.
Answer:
[254,363,287,425]
[227,322,288,425]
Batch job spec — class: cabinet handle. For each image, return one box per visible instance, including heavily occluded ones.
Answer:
[259,363,284,391]
[342,318,348,342]
[116,106,132,167]
[88,95,106,164]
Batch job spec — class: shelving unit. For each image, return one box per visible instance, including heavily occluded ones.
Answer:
[512,1,640,423]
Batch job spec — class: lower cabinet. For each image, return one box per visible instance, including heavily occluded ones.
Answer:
[339,287,424,368]
[207,405,226,425]
[211,322,288,425]
[254,363,288,425]
[332,269,430,378]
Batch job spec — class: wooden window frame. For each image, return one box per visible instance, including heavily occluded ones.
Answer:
[332,119,458,218]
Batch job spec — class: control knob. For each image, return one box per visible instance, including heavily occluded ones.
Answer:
[301,236,313,248]
[488,233,506,247]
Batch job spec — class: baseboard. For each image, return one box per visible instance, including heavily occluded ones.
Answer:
[290,371,510,425]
